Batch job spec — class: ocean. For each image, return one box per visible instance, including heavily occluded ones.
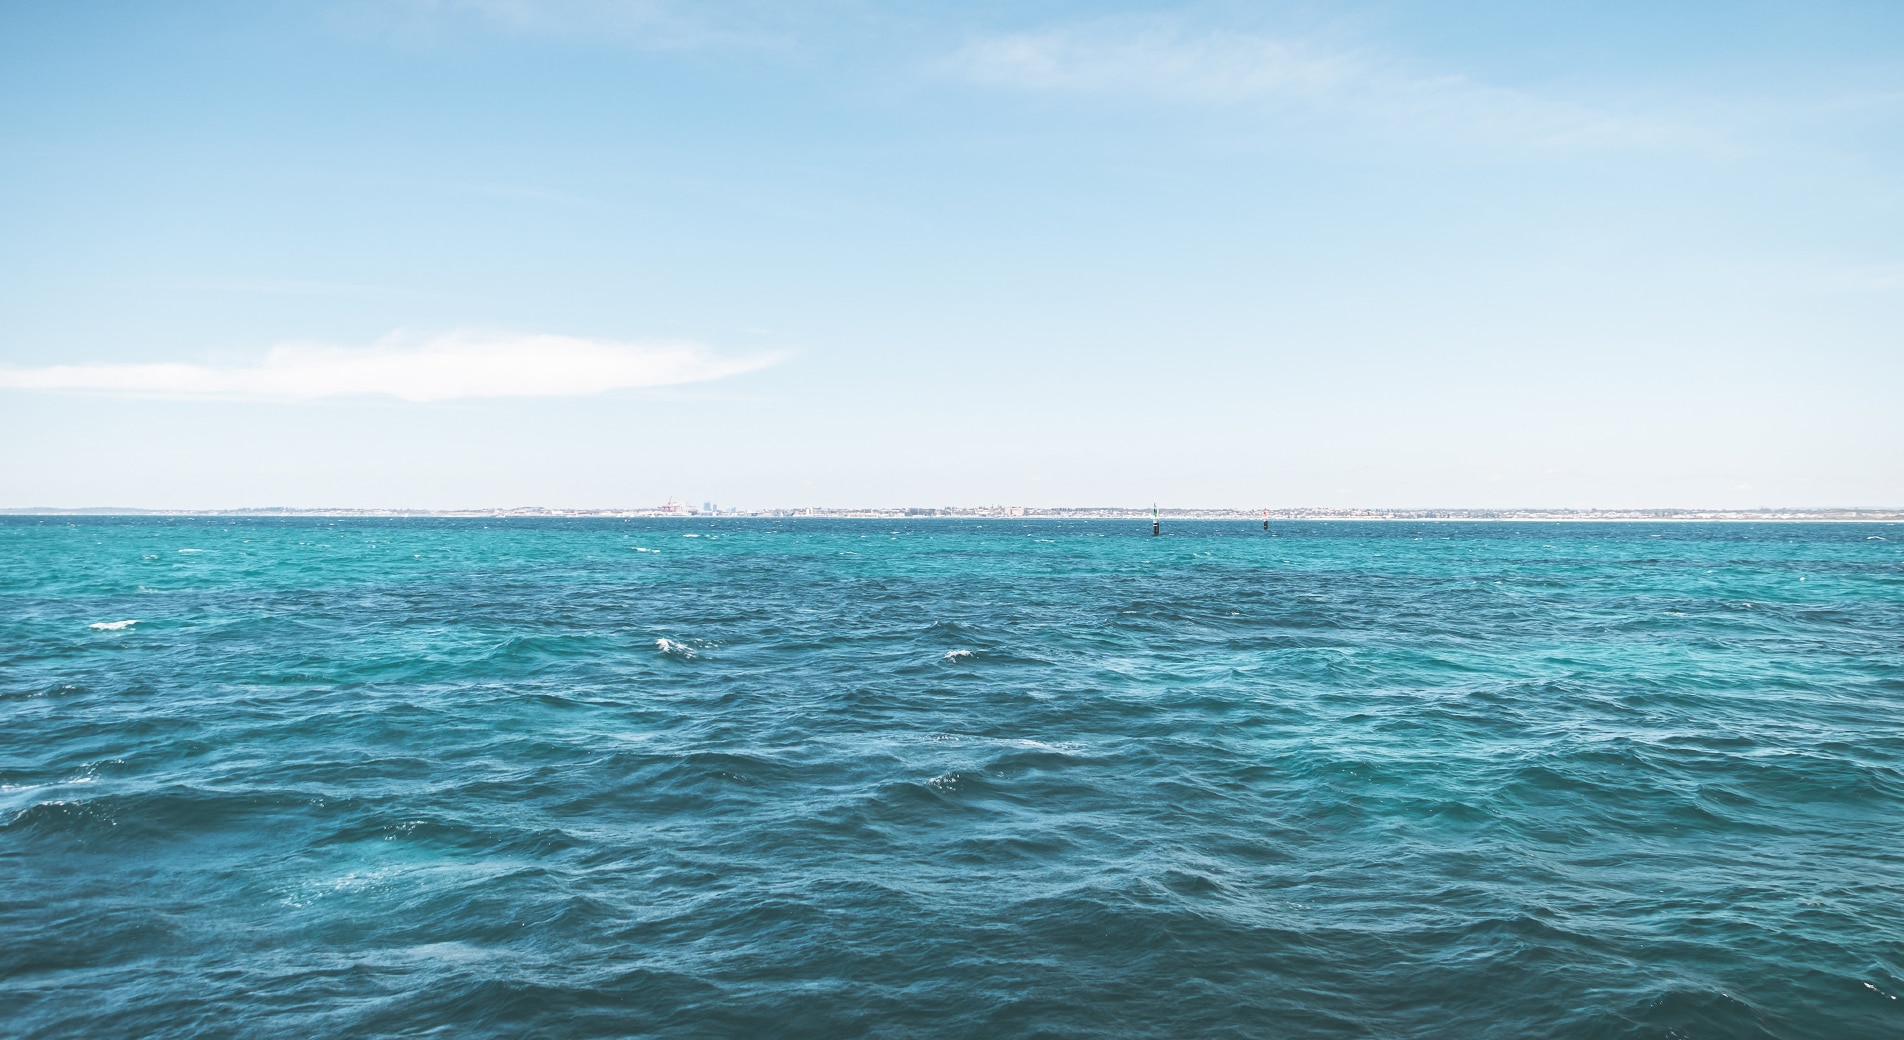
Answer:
[2,516,1900,1039]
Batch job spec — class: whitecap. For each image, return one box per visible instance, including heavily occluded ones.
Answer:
[656,638,696,659]
[942,649,975,661]
[994,737,1085,755]
[401,942,500,964]
[89,620,139,631]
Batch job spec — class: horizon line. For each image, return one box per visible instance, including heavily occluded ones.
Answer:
[4,505,1902,521]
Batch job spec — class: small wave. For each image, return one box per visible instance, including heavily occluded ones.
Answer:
[88,620,139,631]
[993,737,1085,755]
[942,649,976,661]
[655,638,696,659]
[927,771,978,793]
[177,548,207,553]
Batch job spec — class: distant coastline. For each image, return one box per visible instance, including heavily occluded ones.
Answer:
[5,506,1901,522]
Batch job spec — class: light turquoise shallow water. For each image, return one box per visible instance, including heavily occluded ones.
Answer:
[2,517,1901,1038]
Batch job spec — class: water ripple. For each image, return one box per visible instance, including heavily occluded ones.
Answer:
[2,517,1901,1038]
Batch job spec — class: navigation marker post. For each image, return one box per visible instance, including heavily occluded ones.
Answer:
[1152,504,1159,537]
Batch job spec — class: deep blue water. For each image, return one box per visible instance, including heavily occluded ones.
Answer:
[3,517,1902,1039]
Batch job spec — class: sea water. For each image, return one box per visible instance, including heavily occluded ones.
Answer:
[2,517,1901,1039]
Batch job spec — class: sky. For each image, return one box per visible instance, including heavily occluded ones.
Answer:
[2,0,1901,510]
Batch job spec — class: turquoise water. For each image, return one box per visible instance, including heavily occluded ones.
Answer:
[3,517,1901,1039]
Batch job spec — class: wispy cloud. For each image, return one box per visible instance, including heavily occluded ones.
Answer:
[946,20,1701,150]
[953,25,1358,102]
[0,331,779,402]
[359,0,790,52]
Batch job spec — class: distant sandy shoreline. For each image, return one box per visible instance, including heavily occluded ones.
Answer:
[5,508,1901,522]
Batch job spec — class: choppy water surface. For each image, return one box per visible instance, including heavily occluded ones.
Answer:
[3,517,1902,1039]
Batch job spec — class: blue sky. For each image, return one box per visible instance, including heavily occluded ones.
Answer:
[2,1,1900,509]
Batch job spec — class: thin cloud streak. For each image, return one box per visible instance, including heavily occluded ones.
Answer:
[0,331,780,402]
[946,21,1705,151]
[954,25,1358,101]
[364,0,793,52]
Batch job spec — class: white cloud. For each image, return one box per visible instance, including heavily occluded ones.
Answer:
[0,331,779,402]
[953,25,1358,102]
[362,0,787,52]
[946,21,1698,151]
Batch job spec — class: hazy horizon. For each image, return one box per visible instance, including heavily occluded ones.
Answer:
[6,502,1900,516]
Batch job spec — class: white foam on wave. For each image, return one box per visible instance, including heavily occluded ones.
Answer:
[401,942,501,964]
[656,638,696,658]
[942,649,975,661]
[995,737,1085,755]
[89,619,139,631]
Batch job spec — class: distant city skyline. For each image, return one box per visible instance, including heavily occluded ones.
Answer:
[3,2,1901,509]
